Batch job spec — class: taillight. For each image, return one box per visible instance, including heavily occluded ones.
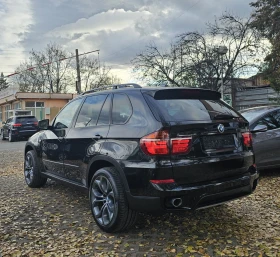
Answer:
[140,130,169,155]
[171,138,192,154]
[140,130,192,156]
[242,132,252,148]
[34,122,38,126]
[13,123,22,128]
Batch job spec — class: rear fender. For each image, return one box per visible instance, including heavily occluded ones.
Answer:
[86,155,130,192]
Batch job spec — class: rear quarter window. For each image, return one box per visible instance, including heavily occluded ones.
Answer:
[112,94,132,124]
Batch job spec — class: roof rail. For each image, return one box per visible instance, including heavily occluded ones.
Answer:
[81,83,142,95]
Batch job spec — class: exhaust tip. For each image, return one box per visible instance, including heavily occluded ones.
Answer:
[171,198,183,208]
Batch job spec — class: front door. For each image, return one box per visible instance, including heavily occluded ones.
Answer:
[41,98,84,177]
[252,109,280,168]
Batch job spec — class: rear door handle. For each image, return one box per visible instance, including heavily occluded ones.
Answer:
[94,134,103,139]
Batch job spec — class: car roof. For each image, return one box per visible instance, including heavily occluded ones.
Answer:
[78,85,218,99]
[14,115,37,118]
[239,105,280,124]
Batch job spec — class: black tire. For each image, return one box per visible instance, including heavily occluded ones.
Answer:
[24,150,47,188]
[1,130,5,140]
[8,130,14,142]
[89,167,138,233]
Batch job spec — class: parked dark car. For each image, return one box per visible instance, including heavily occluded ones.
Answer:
[23,84,259,232]
[239,105,280,170]
[2,115,39,142]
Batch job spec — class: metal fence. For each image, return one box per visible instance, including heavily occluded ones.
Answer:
[233,86,279,110]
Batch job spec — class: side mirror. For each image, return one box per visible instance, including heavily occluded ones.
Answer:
[2,121,5,125]
[38,119,49,130]
[57,129,66,138]
[251,124,267,133]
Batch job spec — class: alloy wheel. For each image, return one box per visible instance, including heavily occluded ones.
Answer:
[91,175,116,226]
[24,154,34,184]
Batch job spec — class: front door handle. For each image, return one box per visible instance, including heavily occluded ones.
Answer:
[94,134,103,139]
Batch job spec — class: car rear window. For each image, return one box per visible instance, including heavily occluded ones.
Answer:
[239,109,267,122]
[143,89,239,121]
[15,116,38,123]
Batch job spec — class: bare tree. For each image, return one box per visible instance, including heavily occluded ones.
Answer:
[132,42,197,87]
[132,13,266,91]
[13,43,73,93]
[12,43,123,93]
[69,57,123,92]
[79,57,99,91]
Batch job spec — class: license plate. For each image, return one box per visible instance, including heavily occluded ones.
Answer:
[202,134,235,150]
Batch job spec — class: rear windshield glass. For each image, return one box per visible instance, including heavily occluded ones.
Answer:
[239,109,267,122]
[15,116,38,123]
[149,98,239,121]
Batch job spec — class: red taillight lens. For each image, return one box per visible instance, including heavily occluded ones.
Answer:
[171,138,192,154]
[242,132,252,147]
[140,130,192,156]
[13,123,22,127]
[34,122,38,126]
[140,130,169,155]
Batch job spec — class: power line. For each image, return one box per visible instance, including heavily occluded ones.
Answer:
[3,49,100,78]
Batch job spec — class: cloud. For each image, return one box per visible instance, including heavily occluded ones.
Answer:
[0,0,33,75]
[46,8,151,39]
[1,0,254,81]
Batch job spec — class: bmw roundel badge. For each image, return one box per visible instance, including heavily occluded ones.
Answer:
[217,124,225,133]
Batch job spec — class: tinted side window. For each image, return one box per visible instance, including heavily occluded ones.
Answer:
[53,98,83,129]
[255,110,280,130]
[112,94,132,124]
[97,95,111,125]
[75,94,107,128]
[275,110,280,127]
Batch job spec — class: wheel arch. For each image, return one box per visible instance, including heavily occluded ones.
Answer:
[87,156,130,192]
[25,144,36,155]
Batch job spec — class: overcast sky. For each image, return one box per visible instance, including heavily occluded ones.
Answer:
[0,0,254,82]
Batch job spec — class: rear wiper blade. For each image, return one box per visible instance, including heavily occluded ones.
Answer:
[213,114,236,120]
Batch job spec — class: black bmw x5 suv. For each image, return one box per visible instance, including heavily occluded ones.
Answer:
[24,84,259,232]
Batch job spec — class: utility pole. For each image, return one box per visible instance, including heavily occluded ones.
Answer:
[75,49,81,94]
[216,46,228,100]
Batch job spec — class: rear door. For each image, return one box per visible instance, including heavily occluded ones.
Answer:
[144,88,250,185]
[2,118,12,137]
[63,94,111,185]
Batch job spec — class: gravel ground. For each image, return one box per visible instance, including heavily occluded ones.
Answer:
[0,149,280,257]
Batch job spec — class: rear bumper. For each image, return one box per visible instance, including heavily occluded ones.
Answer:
[12,129,38,138]
[127,168,259,212]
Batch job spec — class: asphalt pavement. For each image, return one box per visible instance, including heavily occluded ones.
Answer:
[0,139,26,151]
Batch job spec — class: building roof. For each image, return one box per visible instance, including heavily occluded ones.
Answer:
[0,86,75,105]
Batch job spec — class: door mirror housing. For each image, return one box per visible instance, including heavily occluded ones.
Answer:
[56,129,66,138]
[252,124,267,133]
[2,121,6,125]
[38,119,50,130]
